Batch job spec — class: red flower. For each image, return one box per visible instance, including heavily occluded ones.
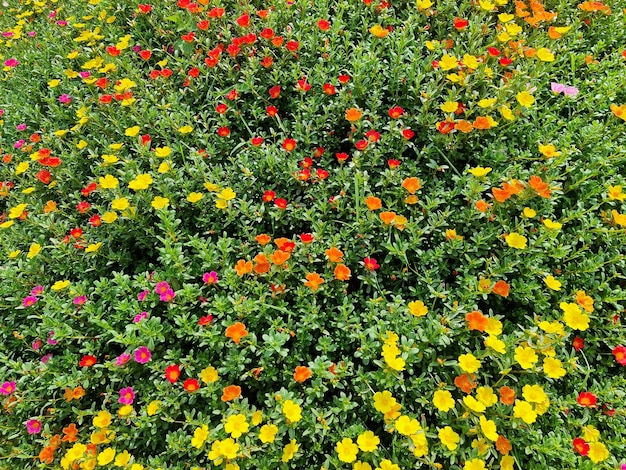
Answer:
[181,32,195,43]
[79,355,97,367]
[487,47,501,57]
[282,138,297,152]
[225,89,238,101]
[139,50,151,60]
[141,134,151,146]
[275,198,287,209]
[269,85,281,99]
[338,74,350,84]
[572,336,584,351]
[402,129,415,139]
[286,40,299,52]
[388,159,401,169]
[183,378,200,392]
[266,105,278,117]
[612,345,626,366]
[106,46,121,57]
[236,13,250,27]
[573,438,589,456]
[355,140,368,150]
[260,56,273,68]
[188,67,200,78]
[198,315,213,326]
[365,130,380,142]
[208,7,225,17]
[217,127,230,137]
[216,103,228,114]
[165,365,180,384]
[36,170,51,185]
[577,392,597,407]
[70,228,83,238]
[38,156,62,167]
[298,169,311,180]
[95,77,108,89]
[317,19,330,30]
[161,68,173,78]
[363,257,379,271]
[197,19,210,30]
[251,137,264,146]
[499,57,513,66]
[388,106,404,119]
[323,83,336,95]
[454,17,469,30]
[89,214,101,227]
[262,190,276,202]
[313,147,325,158]
[438,121,456,134]
[76,201,91,213]
[336,152,349,162]
[296,78,311,92]
[316,168,329,180]
[138,4,152,13]
[227,44,240,57]
[300,233,314,244]
[260,28,274,39]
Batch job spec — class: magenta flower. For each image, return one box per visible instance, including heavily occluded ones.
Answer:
[56,20,67,26]
[137,290,149,301]
[134,346,151,364]
[155,281,170,295]
[133,311,148,323]
[32,340,42,351]
[0,381,16,395]
[16,123,27,131]
[202,271,219,284]
[4,58,19,67]
[14,140,25,149]
[41,354,53,364]
[73,295,87,306]
[26,419,42,434]
[79,71,90,79]
[22,296,38,307]
[159,288,175,302]
[31,286,44,296]
[118,387,135,405]
[58,94,72,104]
[115,353,131,366]
[47,331,57,346]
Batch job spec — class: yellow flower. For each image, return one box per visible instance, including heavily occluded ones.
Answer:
[538,144,561,158]
[51,280,70,291]
[438,426,459,450]
[408,300,428,317]
[515,345,538,369]
[111,198,130,211]
[15,161,29,175]
[76,140,88,149]
[201,366,219,383]
[463,395,486,413]
[99,174,119,189]
[467,166,492,177]
[369,25,389,38]
[582,425,600,443]
[432,390,455,412]
[543,219,562,230]
[373,390,396,414]
[458,353,481,373]
[27,243,42,259]
[476,387,497,407]
[561,302,590,330]
[439,54,458,71]
[9,250,22,258]
[612,209,626,226]
[498,13,515,22]
[216,199,228,210]
[217,187,236,201]
[147,400,160,416]
[464,458,486,470]
[114,450,131,467]
[118,405,133,416]
[538,321,564,335]
[259,424,278,443]
[513,400,537,424]
[125,126,140,137]
[376,460,400,470]
[501,455,515,470]
[499,105,515,121]
[523,207,536,218]
[505,232,527,249]
[0,221,14,229]
[251,411,263,426]
[478,98,497,108]
[357,431,379,452]
[484,317,502,336]
[441,101,459,113]
[384,354,405,371]
[416,0,433,10]
[191,425,209,448]
[102,211,118,224]
[157,161,170,173]
[178,125,193,134]
[281,439,298,462]
[128,173,153,191]
[102,154,119,164]
[479,415,498,441]
[282,400,302,423]
[536,48,555,62]
[151,196,169,210]
[607,185,626,201]
[93,410,112,428]
[394,415,420,436]
[53,129,69,137]
[516,91,535,107]
[224,414,249,438]
[522,384,547,403]
[187,192,203,203]
[9,204,28,219]
[154,146,171,157]
[484,335,506,354]
[543,357,566,379]
[463,54,479,69]
[587,442,609,463]
[336,438,359,463]
[543,275,561,291]
[97,447,116,466]
[354,462,373,470]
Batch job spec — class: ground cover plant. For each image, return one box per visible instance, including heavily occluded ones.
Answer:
[1,0,626,468]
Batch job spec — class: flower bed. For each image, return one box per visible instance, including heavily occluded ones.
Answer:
[1,0,625,469]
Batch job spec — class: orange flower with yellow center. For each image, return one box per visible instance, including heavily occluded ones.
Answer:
[345,108,363,122]
[225,322,248,344]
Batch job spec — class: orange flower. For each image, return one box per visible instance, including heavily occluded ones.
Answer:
[455,119,473,133]
[345,108,363,122]
[334,264,351,281]
[578,0,611,14]
[274,237,294,252]
[454,373,477,394]
[255,233,272,245]
[365,196,382,211]
[475,200,491,212]
[492,186,511,203]
[611,104,626,121]
[270,249,291,265]
[496,435,512,455]
[401,177,421,194]
[63,386,85,402]
[325,246,344,263]
[221,384,242,402]
[234,259,253,276]
[499,386,516,405]
[253,253,271,274]
[528,175,551,198]
[39,445,55,464]
[293,366,312,383]
[62,423,79,443]
[380,211,396,225]
[304,272,324,291]
[225,322,248,344]
[43,200,57,213]
[492,280,510,297]
[473,116,492,130]
[466,310,489,332]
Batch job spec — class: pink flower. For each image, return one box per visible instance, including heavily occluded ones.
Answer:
[47,331,57,345]
[0,381,16,395]
[133,311,148,323]
[363,257,380,271]
[16,123,27,131]
[551,82,579,97]
[134,346,151,364]
[137,290,149,301]
[14,140,25,149]
[118,386,135,405]
[41,354,53,364]
[58,94,72,104]
[115,353,131,366]
[4,58,19,67]
[26,419,42,434]
[32,340,42,351]
[159,288,175,302]
[202,271,219,284]
[155,281,170,295]
[22,296,38,307]
[73,295,87,306]
[31,286,44,296]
